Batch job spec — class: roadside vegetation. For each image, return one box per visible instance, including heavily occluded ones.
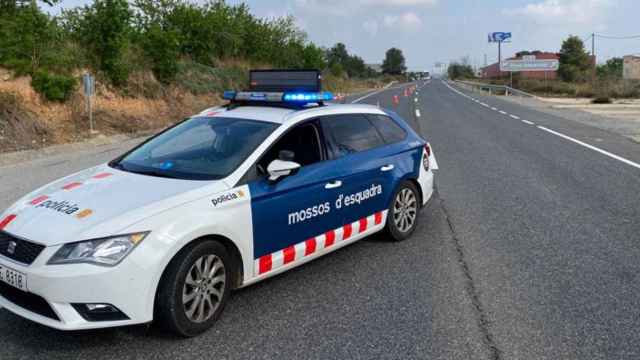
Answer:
[449,35,640,100]
[0,0,407,153]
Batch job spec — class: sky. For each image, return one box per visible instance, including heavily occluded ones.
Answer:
[48,0,640,73]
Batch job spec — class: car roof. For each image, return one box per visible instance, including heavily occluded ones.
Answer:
[198,103,387,125]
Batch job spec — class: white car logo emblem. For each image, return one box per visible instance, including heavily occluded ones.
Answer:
[7,241,16,255]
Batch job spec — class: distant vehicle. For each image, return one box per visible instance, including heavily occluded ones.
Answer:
[0,70,436,337]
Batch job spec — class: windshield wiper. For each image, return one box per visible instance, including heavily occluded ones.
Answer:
[129,169,181,179]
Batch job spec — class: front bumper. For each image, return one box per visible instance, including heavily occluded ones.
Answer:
[0,243,158,330]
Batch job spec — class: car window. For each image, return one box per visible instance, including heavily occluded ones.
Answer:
[113,117,277,180]
[257,123,323,175]
[368,114,407,144]
[320,114,385,158]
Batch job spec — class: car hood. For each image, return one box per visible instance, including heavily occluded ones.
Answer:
[2,164,230,246]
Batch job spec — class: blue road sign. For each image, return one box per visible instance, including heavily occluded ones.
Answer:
[488,32,512,43]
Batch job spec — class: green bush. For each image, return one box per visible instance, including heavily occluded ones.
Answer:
[31,71,77,102]
[174,61,247,95]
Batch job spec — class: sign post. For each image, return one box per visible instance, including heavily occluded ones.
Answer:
[488,32,512,79]
[82,73,96,135]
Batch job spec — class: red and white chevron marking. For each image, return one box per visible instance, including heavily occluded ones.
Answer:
[255,210,387,276]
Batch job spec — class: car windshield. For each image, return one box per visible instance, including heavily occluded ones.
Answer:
[111,117,277,180]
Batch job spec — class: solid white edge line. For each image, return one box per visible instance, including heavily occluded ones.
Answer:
[351,88,388,104]
[537,126,640,170]
[510,114,520,119]
[440,82,639,170]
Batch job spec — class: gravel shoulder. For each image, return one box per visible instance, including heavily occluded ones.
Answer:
[497,95,640,143]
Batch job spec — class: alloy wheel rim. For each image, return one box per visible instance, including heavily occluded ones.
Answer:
[393,188,417,233]
[182,254,226,323]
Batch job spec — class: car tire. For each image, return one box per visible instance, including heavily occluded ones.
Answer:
[385,181,420,241]
[155,240,232,337]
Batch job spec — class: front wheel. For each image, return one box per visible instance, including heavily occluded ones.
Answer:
[155,240,232,337]
[385,181,420,241]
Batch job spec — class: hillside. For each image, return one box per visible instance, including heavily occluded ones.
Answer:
[0,1,400,153]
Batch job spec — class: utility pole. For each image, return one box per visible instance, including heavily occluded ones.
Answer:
[592,33,596,90]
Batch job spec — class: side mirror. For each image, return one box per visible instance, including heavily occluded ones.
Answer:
[278,150,295,161]
[267,159,301,181]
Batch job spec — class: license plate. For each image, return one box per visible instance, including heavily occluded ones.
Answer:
[0,264,27,291]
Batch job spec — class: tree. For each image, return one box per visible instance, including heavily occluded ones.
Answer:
[447,63,475,80]
[382,48,406,75]
[0,2,75,75]
[558,35,591,83]
[141,24,180,83]
[63,0,134,86]
[301,43,326,70]
[326,43,349,68]
[597,57,623,79]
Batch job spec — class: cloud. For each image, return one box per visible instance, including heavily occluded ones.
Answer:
[361,0,437,5]
[362,19,379,36]
[294,0,436,15]
[503,0,614,24]
[383,12,423,31]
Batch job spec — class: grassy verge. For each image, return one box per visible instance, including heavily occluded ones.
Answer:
[0,62,386,154]
[478,78,640,99]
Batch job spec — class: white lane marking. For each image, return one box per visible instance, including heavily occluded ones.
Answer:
[351,87,390,103]
[415,109,421,117]
[480,102,488,106]
[414,98,418,103]
[491,107,498,111]
[510,114,520,119]
[537,126,640,170]
[441,82,640,170]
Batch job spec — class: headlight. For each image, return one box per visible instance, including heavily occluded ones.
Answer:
[48,232,149,266]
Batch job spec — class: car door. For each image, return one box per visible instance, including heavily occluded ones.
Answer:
[318,113,401,231]
[248,121,345,274]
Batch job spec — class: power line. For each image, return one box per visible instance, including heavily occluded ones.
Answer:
[595,34,640,40]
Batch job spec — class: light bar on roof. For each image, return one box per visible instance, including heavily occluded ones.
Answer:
[223,90,334,105]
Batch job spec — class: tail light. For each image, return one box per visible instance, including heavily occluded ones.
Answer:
[423,143,431,171]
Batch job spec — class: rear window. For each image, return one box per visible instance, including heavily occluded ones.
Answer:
[368,114,407,144]
[320,114,385,157]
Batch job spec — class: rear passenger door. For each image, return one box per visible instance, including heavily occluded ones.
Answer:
[319,113,403,231]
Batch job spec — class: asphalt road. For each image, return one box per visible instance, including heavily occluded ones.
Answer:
[1,80,640,359]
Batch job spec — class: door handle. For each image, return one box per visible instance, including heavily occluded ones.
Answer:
[381,164,394,172]
[325,180,342,189]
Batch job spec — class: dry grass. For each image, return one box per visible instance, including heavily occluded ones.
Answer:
[0,69,222,153]
[0,61,386,153]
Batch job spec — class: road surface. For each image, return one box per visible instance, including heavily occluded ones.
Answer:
[1,80,639,359]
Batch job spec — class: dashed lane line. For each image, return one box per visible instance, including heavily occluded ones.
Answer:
[510,114,520,120]
[444,80,640,171]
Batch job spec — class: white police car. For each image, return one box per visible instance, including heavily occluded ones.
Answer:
[0,70,435,336]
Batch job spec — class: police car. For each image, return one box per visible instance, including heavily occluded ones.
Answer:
[0,70,435,336]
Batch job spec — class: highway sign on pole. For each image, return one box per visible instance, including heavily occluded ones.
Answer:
[488,32,512,43]
[500,59,559,72]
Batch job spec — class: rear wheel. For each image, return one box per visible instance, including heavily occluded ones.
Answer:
[156,240,232,337]
[385,181,420,241]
